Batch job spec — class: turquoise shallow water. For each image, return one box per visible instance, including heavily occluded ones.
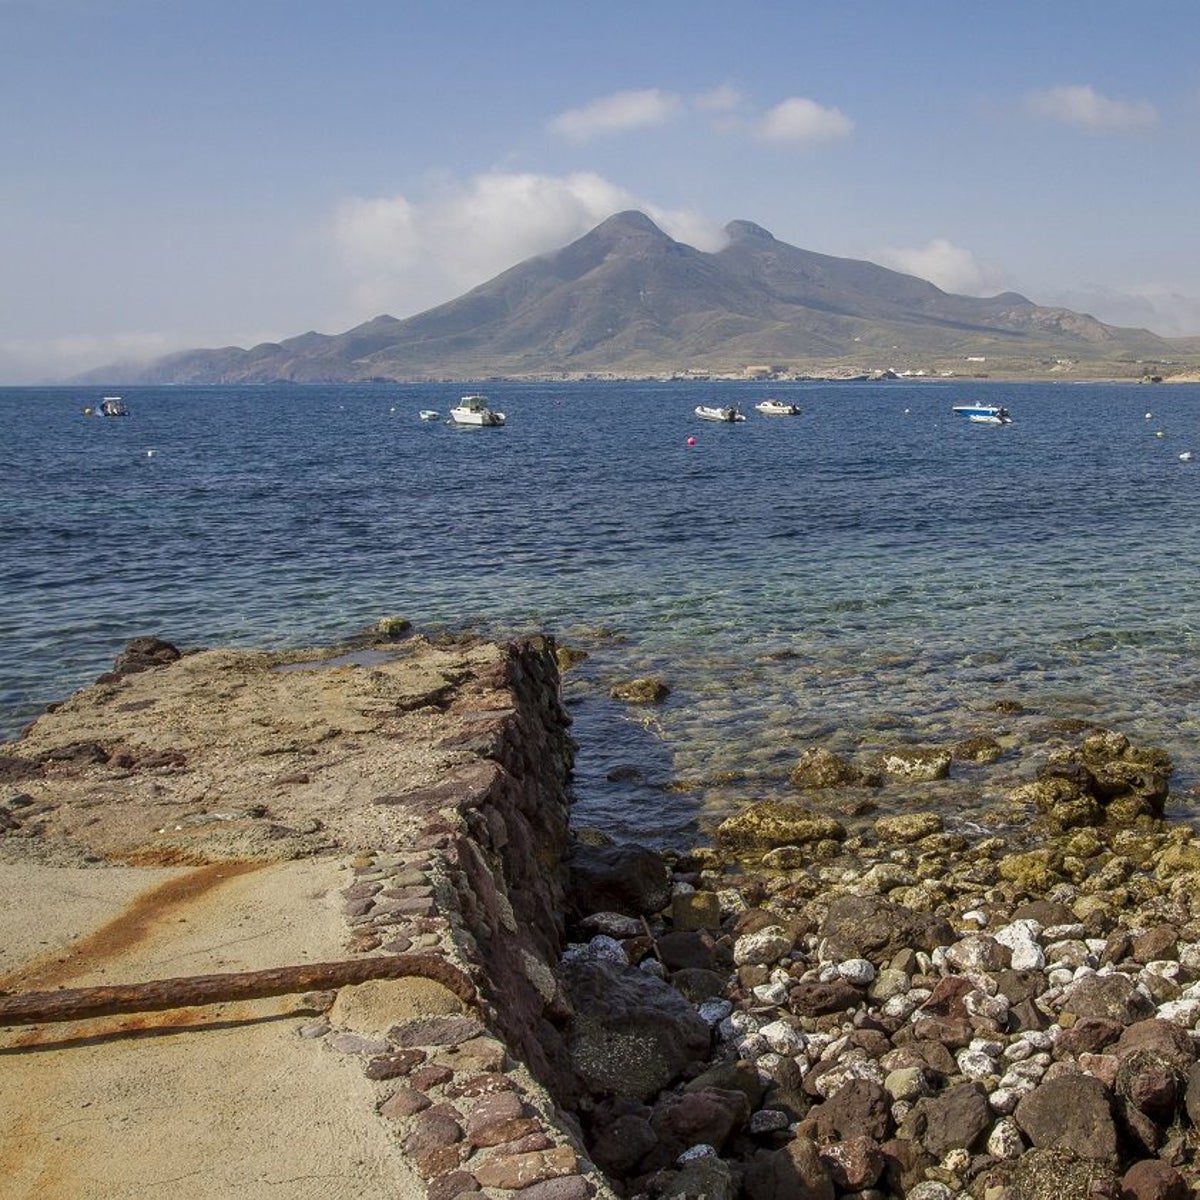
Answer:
[2,380,1198,846]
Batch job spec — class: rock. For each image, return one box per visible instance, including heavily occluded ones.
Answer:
[672,890,722,931]
[643,1087,750,1168]
[733,925,795,967]
[1014,1075,1119,1163]
[112,636,182,675]
[1115,1050,1181,1121]
[609,677,670,704]
[818,1135,885,1190]
[790,748,880,789]
[789,977,865,1017]
[1115,1020,1197,1072]
[715,801,847,851]
[875,747,952,781]
[659,1155,737,1200]
[588,1111,657,1176]
[874,813,944,844]
[951,735,1002,764]
[818,895,954,965]
[743,1137,835,1200]
[1120,1159,1188,1200]
[560,958,711,1103]
[565,841,671,917]
[898,1080,992,1158]
[809,1079,891,1142]
[1060,973,1156,1026]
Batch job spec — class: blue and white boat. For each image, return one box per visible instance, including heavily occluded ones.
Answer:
[952,403,1012,425]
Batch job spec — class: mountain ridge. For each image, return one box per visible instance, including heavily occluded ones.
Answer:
[82,211,1194,383]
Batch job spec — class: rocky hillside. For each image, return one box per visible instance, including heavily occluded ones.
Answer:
[88,212,1192,383]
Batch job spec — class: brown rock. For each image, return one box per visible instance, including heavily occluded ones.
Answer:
[818,1136,884,1191]
[743,1137,834,1200]
[379,1087,431,1118]
[1120,1159,1187,1200]
[1014,1074,1119,1164]
[471,1145,578,1190]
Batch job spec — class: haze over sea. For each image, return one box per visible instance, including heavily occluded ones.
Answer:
[3,381,1198,847]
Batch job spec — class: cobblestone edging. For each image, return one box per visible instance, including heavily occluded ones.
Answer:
[312,636,616,1200]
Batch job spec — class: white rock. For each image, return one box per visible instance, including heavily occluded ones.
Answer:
[751,981,791,1006]
[961,909,989,928]
[907,1182,954,1200]
[956,1049,997,1079]
[759,1020,808,1055]
[733,926,794,967]
[811,1057,884,1099]
[881,995,918,1022]
[699,999,733,1026]
[987,1117,1026,1159]
[677,1144,716,1163]
[988,1087,1026,1114]
[1156,998,1200,1026]
[969,1037,1004,1058]
[837,958,876,985]
[993,919,1045,970]
[1047,967,1075,988]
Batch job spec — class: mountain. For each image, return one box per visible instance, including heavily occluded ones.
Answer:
[91,212,1191,383]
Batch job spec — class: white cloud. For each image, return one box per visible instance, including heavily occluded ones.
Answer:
[331,171,727,321]
[755,97,853,145]
[0,331,207,383]
[879,238,1006,296]
[549,89,684,142]
[1024,84,1158,132]
[1040,282,1200,337]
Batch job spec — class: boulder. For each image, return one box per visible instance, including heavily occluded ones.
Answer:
[715,801,846,851]
[565,842,670,918]
[818,895,954,965]
[1014,1074,1119,1164]
[609,677,669,704]
[1061,973,1156,1026]
[875,747,952,782]
[789,748,880,789]
[743,1137,834,1200]
[897,1080,992,1158]
[560,958,710,1103]
[112,636,182,675]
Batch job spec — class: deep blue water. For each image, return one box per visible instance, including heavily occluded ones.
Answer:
[2,380,1198,846]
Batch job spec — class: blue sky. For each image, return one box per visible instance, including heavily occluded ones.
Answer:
[2,0,1198,381]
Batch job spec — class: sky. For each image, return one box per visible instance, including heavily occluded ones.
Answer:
[3,0,1200,382]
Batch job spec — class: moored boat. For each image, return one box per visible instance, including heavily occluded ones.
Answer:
[952,403,1012,425]
[695,404,745,423]
[99,396,129,417]
[448,395,505,426]
[419,410,440,421]
[754,399,801,416]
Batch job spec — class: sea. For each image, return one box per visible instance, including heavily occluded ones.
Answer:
[1,380,1198,849]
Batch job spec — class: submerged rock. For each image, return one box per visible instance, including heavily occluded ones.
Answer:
[715,801,846,851]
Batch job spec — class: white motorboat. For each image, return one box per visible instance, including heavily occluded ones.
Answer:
[952,403,1012,425]
[695,405,745,423]
[448,395,505,426]
[99,396,129,417]
[754,399,801,416]
[419,410,440,421]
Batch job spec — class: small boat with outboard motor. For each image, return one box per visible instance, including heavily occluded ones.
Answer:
[695,404,746,423]
[952,403,1012,425]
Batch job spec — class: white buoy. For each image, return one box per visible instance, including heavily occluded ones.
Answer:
[146,449,155,457]
[1145,412,1153,419]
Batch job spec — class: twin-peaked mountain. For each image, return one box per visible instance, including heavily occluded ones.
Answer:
[101,211,1181,382]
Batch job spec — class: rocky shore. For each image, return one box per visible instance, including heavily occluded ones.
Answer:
[4,632,1200,1200]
